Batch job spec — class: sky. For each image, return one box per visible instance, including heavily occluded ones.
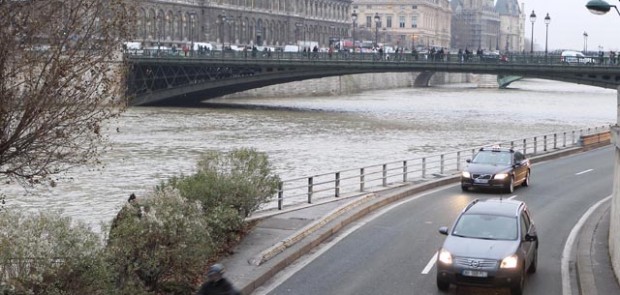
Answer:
[520,0,620,52]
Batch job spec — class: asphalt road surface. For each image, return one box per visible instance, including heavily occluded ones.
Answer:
[265,147,613,295]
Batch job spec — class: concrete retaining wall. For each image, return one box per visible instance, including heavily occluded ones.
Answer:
[223,72,490,99]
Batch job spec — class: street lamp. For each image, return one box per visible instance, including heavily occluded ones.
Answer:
[374,13,380,48]
[529,10,536,53]
[586,0,620,15]
[584,31,589,53]
[351,10,357,52]
[544,13,550,56]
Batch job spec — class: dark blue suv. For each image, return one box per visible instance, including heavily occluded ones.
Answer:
[436,199,538,295]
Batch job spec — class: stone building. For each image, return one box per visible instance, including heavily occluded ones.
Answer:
[132,0,352,49]
[496,0,525,52]
[450,0,500,51]
[351,0,451,50]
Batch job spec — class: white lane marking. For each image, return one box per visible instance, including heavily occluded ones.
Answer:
[575,169,594,175]
[561,195,611,295]
[507,195,518,200]
[252,185,453,295]
[421,251,438,274]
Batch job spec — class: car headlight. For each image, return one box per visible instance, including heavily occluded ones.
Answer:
[500,255,518,268]
[462,171,471,178]
[494,173,509,180]
[438,249,453,265]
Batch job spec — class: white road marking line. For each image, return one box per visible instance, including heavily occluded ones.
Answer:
[561,195,611,295]
[421,251,438,274]
[575,169,594,175]
[507,195,518,200]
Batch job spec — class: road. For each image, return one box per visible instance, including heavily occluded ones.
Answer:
[264,147,613,295]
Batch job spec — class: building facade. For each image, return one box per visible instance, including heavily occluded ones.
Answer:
[351,0,451,50]
[496,0,525,52]
[133,0,352,49]
[450,0,499,51]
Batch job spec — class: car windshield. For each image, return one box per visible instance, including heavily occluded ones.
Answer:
[472,151,511,165]
[452,214,517,240]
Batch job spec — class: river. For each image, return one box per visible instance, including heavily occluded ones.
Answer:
[2,79,616,228]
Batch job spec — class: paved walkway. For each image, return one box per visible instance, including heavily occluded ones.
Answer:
[217,146,619,295]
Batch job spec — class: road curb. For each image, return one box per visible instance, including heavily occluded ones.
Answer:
[576,199,611,295]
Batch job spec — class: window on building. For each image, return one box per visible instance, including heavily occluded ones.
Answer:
[412,5,417,9]
[366,15,372,28]
[399,16,405,28]
[387,16,392,28]
[353,5,358,9]
[367,5,372,9]
[411,16,417,28]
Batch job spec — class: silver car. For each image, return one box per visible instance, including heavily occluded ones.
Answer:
[436,199,538,295]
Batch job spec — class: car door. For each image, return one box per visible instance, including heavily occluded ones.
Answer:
[513,152,527,183]
[519,210,536,268]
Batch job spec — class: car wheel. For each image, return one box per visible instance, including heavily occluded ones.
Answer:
[505,177,515,194]
[528,248,538,274]
[522,171,530,187]
[510,267,525,295]
[436,276,450,292]
[461,185,468,192]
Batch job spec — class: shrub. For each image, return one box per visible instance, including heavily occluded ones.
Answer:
[0,210,112,295]
[106,188,214,294]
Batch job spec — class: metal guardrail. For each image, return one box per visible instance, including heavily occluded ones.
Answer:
[271,125,610,210]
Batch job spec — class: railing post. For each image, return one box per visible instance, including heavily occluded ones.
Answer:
[382,164,387,186]
[543,135,547,152]
[534,137,538,154]
[335,172,340,198]
[563,132,567,147]
[403,161,408,182]
[277,181,283,210]
[457,152,461,171]
[360,168,365,192]
[307,177,313,204]
[523,139,527,154]
[440,154,445,174]
[422,158,427,178]
[572,130,576,145]
[553,133,557,149]
[510,141,515,150]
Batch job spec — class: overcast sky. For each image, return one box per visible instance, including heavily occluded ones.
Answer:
[520,0,620,52]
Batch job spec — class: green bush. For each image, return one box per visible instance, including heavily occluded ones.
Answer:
[106,187,214,294]
[0,210,112,295]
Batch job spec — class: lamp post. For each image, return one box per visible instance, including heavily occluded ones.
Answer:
[351,10,357,52]
[529,10,536,53]
[374,13,380,48]
[189,12,196,56]
[586,0,620,15]
[544,13,550,57]
[584,31,589,53]
[584,1,620,285]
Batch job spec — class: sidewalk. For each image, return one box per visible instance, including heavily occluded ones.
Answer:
[219,145,619,295]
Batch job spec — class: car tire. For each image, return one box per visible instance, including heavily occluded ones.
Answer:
[505,177,515,194]
[528,249,538,274]
[461,185,468,192]
[436,276,450,292]
[510,267,525,295]
[522,171,530,187]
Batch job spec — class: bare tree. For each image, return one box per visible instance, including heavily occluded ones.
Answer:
[0,0,138,186]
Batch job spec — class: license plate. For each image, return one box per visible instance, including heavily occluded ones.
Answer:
[474,179,489,184]
[462,270,488,277]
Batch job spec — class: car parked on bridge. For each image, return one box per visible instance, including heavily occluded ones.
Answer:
[436,198,538,295]
[561,50,595,65]
[461,146,530,193]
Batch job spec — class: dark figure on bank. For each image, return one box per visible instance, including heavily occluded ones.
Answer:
[195,264,241,295]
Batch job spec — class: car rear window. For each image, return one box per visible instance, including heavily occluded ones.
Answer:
[452,214,518,240]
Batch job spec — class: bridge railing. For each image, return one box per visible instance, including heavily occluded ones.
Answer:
[270,125,610,211]
[125,49,620,66]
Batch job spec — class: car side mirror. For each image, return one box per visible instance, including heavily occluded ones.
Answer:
[466,159,471,163]
[525,233,537,242]
[439,226,449,235]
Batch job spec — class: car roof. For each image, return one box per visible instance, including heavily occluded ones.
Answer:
[464,199,523,217]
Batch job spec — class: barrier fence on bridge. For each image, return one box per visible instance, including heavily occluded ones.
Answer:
[270,125,610,211]
[126,49,620,66]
